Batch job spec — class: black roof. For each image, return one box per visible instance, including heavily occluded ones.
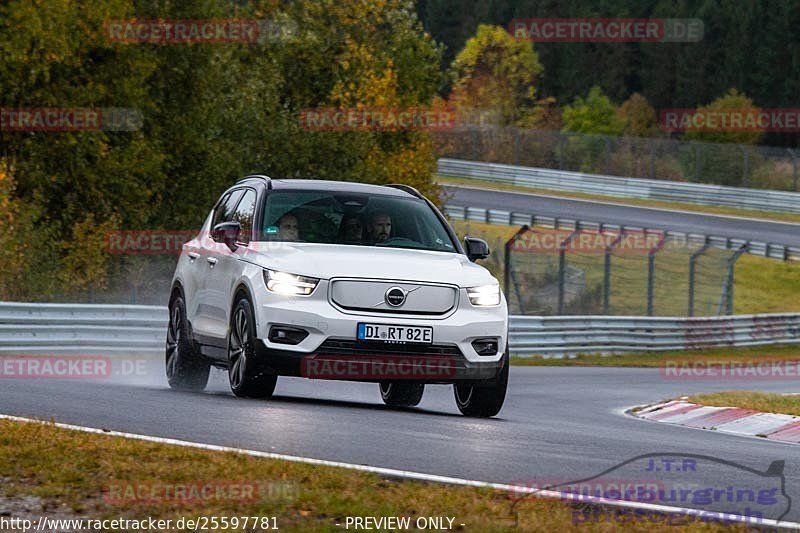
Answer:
[237,177,416,198]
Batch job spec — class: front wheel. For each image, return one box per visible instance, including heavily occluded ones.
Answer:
[453,350,508,417]
[228,295,277,398]
[379,381,424,407]
[165,294,210,391]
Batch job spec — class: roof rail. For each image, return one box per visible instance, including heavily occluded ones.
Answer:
[237,174,272,189]
[387,183,423,199]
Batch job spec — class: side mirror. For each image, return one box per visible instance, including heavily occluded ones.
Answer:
[464,236,490,262]
[212,221,241,252]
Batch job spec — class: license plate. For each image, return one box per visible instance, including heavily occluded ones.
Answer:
[357,323,433,344]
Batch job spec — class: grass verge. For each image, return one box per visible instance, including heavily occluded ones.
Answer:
[438,176,800,224]
[686,391,800,417]
[0,419,743,532]
[511,344,800,367]
[733,254,800,314]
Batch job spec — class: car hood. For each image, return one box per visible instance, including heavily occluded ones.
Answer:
[242,242,496,287]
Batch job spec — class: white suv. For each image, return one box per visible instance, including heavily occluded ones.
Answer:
[167,176,508,417]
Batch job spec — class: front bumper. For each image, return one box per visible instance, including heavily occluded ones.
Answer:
[251,279,508,382]
[254,340,505,382]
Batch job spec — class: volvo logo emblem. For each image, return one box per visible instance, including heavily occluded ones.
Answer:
[385,287,406,307]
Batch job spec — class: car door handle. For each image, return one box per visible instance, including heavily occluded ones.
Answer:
[187,252,199,261]
[206,257,217,266]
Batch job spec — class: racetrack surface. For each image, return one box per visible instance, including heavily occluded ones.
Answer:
[2,361,799,522]
[444,184,800,248]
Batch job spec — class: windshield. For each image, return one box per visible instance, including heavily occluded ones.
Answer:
[257,190,457,253]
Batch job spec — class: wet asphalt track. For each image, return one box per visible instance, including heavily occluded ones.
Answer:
[2,362,800,522]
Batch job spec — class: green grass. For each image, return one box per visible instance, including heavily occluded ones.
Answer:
[687,391,800,417]
[438,175,800,224]
[0,419,741,532]
[511,344,800,367]
[733,254,800,314]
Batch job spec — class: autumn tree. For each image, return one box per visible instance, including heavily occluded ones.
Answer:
[449,24,542,126]
[618,93,660,137]
[682,89,763,145]
[561,86,626,136]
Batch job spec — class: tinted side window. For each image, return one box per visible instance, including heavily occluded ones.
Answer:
[231,189,257,244]
[212,189,244,229]
[211,193,230,229]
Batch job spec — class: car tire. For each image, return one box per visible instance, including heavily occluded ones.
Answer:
[453,348,508,417]
[379,381,424,407]
[166,293,211,391]
[228,294,278,398]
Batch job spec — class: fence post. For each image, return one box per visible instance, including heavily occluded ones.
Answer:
[688,236,711,317]
[558,230,579,314]
[504,225,529,314]
[557,136,565,169]
[788,148,798,191]
[603,230,625,314]
[513,127,521,165]
[721,245,747,315]
[472,129,480,161]
[647,233,667,316]
[604,136,612,174]
[507,259,526,315]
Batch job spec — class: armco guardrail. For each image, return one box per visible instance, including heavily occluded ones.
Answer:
[0,303,798,358]
[438,158,800,215]
[443,204,800,261]
[510,314,800,357]
[0,302,167,354]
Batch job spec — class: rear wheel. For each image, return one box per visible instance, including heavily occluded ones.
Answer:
[379,381,425,407]
[453,349,508,417]
[228,295,277,398]
[166,293,210,391]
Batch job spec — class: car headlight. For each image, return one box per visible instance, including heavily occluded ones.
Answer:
[467,284,501,306]
[263,269,319,296]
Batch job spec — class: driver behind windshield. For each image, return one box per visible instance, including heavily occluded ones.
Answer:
[276,212,299,241]
[367,212,392,243]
